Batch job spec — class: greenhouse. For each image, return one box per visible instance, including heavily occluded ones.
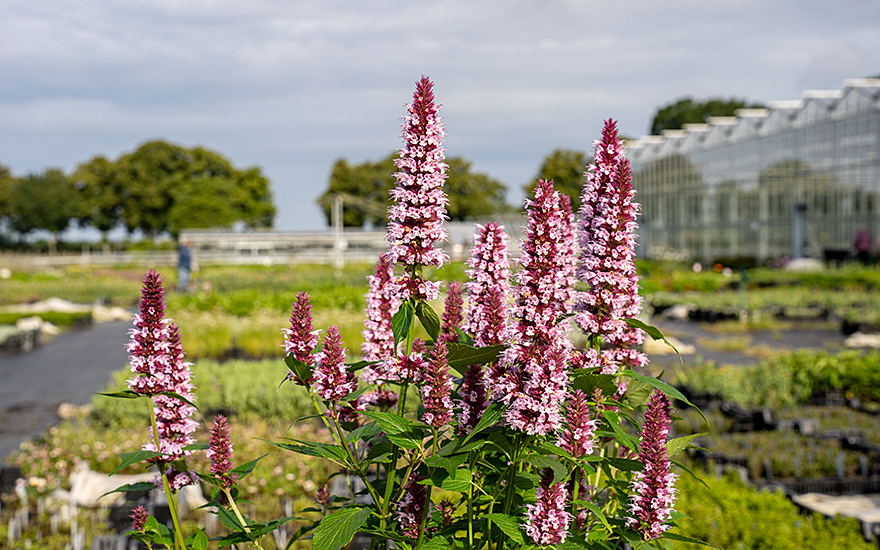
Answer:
[627,78,880,263]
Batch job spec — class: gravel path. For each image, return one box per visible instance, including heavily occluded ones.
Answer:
[0,321,131,459]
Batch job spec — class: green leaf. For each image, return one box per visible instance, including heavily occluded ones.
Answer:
[186,529,209,550]
[514,472,540,490]
[600,410,639,454]
[426,453,468,474]
[624,370,708,424]
[440,468,473,492]
[231,454,266,481]
[386,432,422,449]
[446,343,507,375]
[96,390,143,399]
[284,354,314,386]
[391,303,414,348]
[262,439,348,463]
[667,433,705,458]
[360,410,419,435]
[462,402,504,444]
[346,421,383,443]
[416,301,441,341]
[527,456,568,486]
[580,501,611,532]
[625,318,682,362]
[99,481,157,500]
[570,373,620,400]
[421,536,452,550]
[217,506,246,531]
[183,443,210,451]
[485,513,524,545]
[605,458,643,472]
[663,532,722,548]
[109,451,165,475]
[158,390,200,410]
[312,507,371,550]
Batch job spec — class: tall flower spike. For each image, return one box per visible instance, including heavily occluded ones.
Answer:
[557,390,597,458]
[464,222,510,347]
[421,339,453,429]
[439,281,464,344]
[282,292,319,385]
[386,76,449,302]
[313,326,357,402]
[362,254,400,362]
[499,180,577,435]
[576,119,646,376]
[127,270,174,396]
[524,468,572,546]
[626,390,678,540]
[146,321,198,467]
[207,414,236,490]
[396,472,428,539]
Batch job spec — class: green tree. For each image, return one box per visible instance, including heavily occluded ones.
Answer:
[650,97,765,135]
[168,177,238,234]
[114,141,275,237]
[72,155,124,239]
[445,157,509,220]
[524,149,589,212]
[8,168,83,250]
[0,163,14,224]
[318,154,397,227]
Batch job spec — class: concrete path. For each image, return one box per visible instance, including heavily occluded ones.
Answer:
[0,321,131,459]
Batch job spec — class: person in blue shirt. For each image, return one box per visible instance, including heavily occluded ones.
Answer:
[178,241,192,291]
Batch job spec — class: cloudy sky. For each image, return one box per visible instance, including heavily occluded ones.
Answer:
[2,0,879,232]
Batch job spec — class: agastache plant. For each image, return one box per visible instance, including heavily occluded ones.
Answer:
[100,88,703,550]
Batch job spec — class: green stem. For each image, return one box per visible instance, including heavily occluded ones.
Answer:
[498,436,523,549]
[222,487,264,550]
[148,398,187,550]
[467,451,475,550]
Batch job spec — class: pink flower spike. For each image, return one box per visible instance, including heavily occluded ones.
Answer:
[626,390,678,540]
[386,76,450,302]
[523,469,571,546]
[313,326,357,402]
[282,292,319,385]
[421,340,453,429]
[207,414,236,490]
[396,472,428,539]
[575,119,646,375]
[557,390,597,457]
[440,281,464,344]
[464,222,510,347]
[126,270,175,396]
[130,505,148,532]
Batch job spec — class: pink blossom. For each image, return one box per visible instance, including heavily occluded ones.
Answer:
[575,120,646,375]
[396,473,428,539]
[439,281,464,344]
[130,505,148,532]
[421,340,453,429]
[126,270,175,396]
[498,180,576,435]
[207,414,236,490]
[626,391,678,540]
[524,469,571,545]
[557,390,597,457]
[361,255,402,384]
[313,326,357,402]
[282,292,319,385]
[386,76,449,302]
[464,222,510,347]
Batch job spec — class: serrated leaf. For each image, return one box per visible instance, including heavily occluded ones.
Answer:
[416,301,441,341]
[580,501,611,532]
[600,410,639,454]
[625,371,708,424]
[99,481,157,500]
[605,457,643,472]
[284,354,315,386]
[360,410,418,435]
[262,439,348,463]
[426,453,468,474]
[462,401,503,445]
[186,529,209,550]
[527,456,568,485]
[392,303,414,348]
[667,433,705,458]
[345,360,376,373]
[231,454,266,481]
[183,443,210,451]
[446,343,507,375]
[312,507,371,550]
[440,468,473,492]
[386,432,422,449]
[109,450,165,475]
[485,513,524,545]
[514,472,540,490]
[346,421,383,443]
[422,536,452,550]
[217,506,246,531]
